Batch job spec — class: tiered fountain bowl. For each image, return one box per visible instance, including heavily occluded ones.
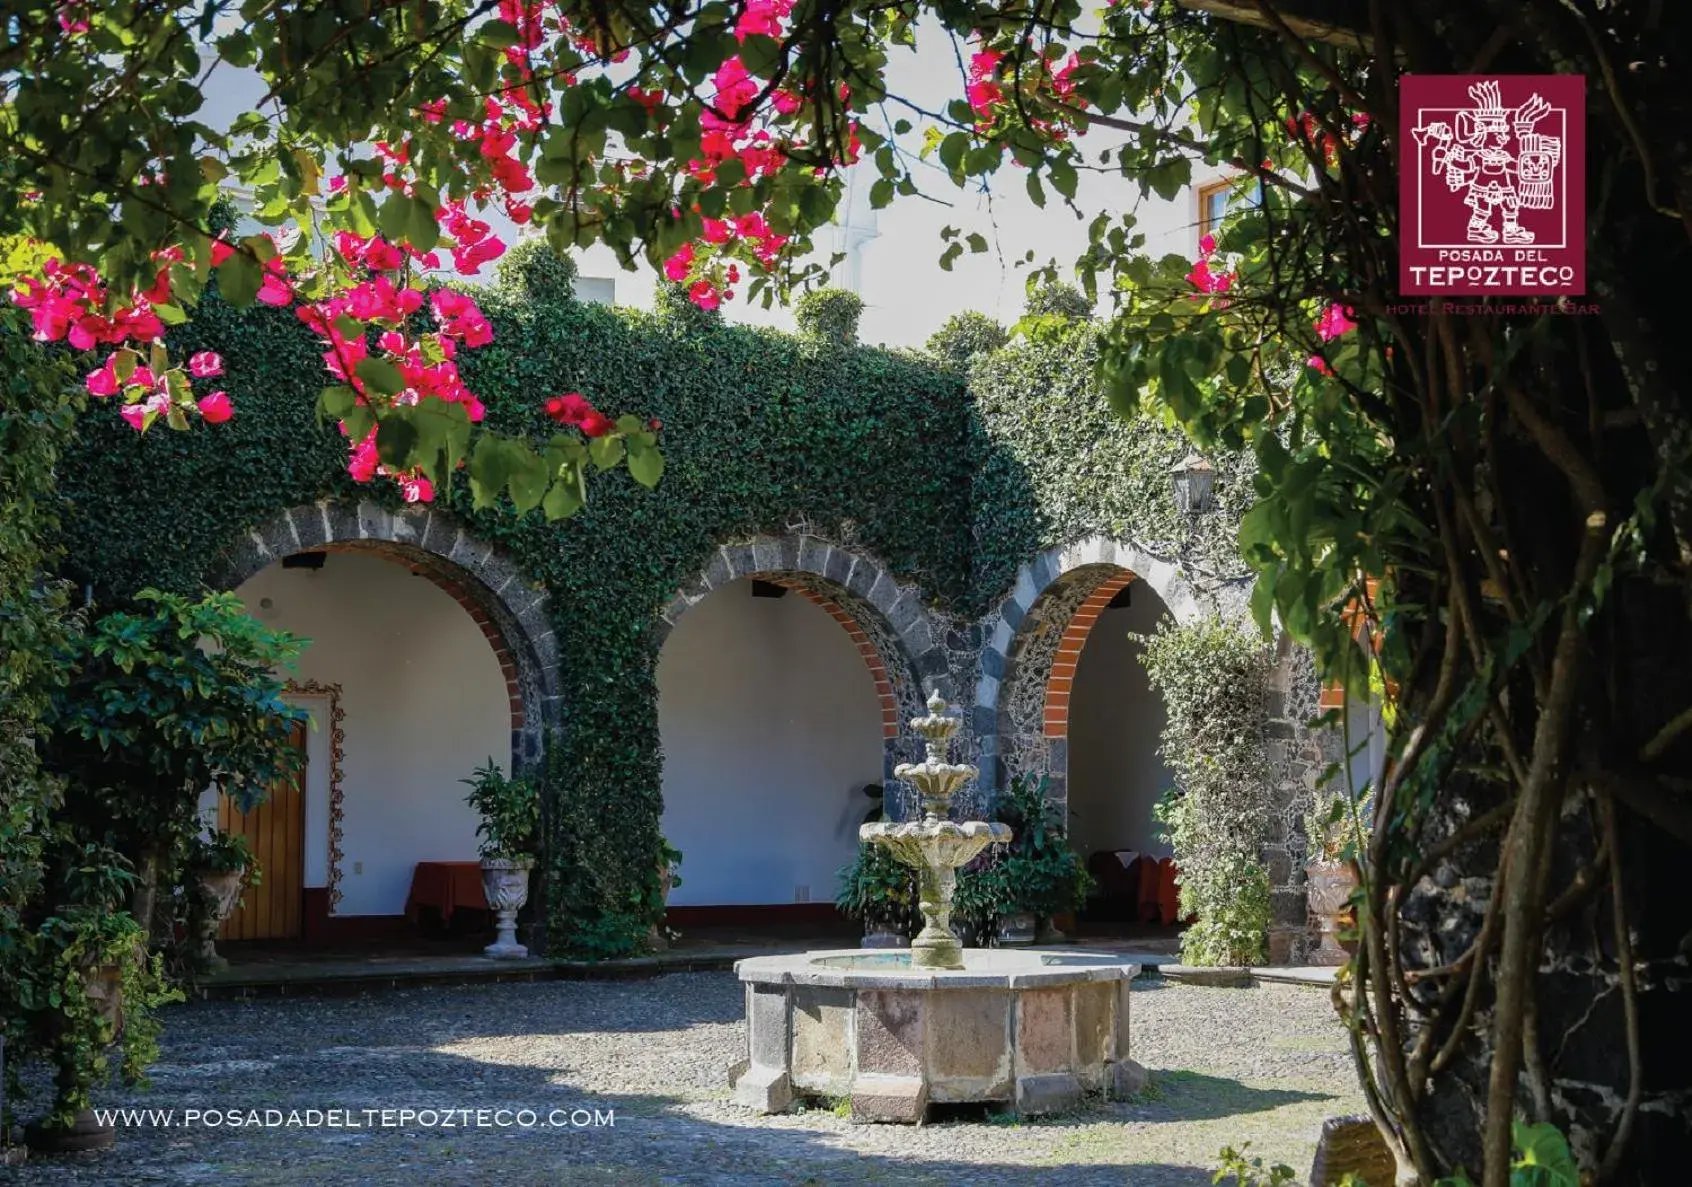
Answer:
[731,692,1145,1123]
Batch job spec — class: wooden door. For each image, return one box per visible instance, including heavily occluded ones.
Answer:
[218,723,306,941]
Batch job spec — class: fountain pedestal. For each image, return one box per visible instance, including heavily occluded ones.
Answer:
[732,949,1145,1121]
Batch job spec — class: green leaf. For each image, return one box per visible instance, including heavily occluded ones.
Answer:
[374,416,418,468]
[1512,1123,1577,1187]
[316,384,359,421]
[355,357,406,396]
[542,479,584,520]
[406,197,440,252]
[588,435,626,471]
[378,192,411,242]
[627,441,664,488]
[507,446,548,512]
[216,252,261,307]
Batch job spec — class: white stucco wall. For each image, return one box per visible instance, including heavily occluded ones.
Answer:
[1064,593,1176,860]
[234,552,511,916]
[658,579,883,906]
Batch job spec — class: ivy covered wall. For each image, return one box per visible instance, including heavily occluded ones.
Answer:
[53,245,1283,953]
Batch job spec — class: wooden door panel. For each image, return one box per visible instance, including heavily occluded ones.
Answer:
[219,724,306,941]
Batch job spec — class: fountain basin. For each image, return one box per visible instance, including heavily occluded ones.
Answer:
[731,948,1144,1123]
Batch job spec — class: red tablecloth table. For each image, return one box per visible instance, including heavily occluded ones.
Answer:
[404,861,488,926]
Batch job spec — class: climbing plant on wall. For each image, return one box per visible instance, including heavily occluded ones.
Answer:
[1138,616,1274,968]
[50,241,1249,956]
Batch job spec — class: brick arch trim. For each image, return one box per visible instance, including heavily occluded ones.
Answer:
[206,499,561,769]
[656,534,945,782]
[1041,568,1138,739]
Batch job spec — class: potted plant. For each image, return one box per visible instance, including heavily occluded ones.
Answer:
[13,846,182,1153]
[836,842,917,947]
[981,775,1094,945]
[462,760,540,959]
[186,831,259,972]
[1304,790,1365,966]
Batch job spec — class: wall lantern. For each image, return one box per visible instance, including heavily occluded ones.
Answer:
[1170,452,1216,515]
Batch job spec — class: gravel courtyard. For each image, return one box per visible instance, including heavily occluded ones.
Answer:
[12,973,1364,1186]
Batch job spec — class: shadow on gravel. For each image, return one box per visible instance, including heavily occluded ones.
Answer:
[1125,1068,1333,1123]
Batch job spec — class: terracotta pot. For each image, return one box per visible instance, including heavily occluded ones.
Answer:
[480,858,534,959]
[1306,861,1360,966]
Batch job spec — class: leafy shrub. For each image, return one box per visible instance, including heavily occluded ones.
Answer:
[461,759,541,860]
[956,774,1093,934]
[1139,617,1273,966]
[836,841,918,935]
[926,311,1008,369]
[795,287,865,344]
[495,238,579,304]
[188,831,258,877]
[1024,280,1092,320]
[45,589,309,943]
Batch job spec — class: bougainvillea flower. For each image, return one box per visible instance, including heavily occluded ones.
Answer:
[188,351,224,378]
[1307,354,1334,376]
[663,243,695,282]
[688,281,721,310]
[1315,303,1357,341]
[84,357,121,396]
[197,391,234,423]
[431,290,493,346]
[1186,259,1234,294]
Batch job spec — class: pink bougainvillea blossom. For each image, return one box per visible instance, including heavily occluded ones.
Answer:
[188,351,224,378]
[118,391,170,432]
[663,242,695,282]
[544,392,615,438]
[84,357,121,397]
[1186,259,1234,295]
[1315,303,1357,341]
[1307,354,1334,376]
[967,49,1004,117]
[197,391,234,423]
[431,290,493,347]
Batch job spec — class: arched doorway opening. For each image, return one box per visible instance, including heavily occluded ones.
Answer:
[657,576,895,930]
[1063,576,1176,899]
[205,501,558,947]
[987,541,1200,939]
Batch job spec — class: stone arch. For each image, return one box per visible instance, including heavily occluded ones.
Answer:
[206,499,561,770]
[974,536,1214,806]
[656,533,944,793]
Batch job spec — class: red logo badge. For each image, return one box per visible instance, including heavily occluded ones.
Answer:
[1399,75,1585,296]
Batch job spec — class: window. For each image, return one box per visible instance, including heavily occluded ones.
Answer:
[1196,176,1263,243]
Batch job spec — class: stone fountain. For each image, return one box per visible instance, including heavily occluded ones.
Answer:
[861,691,1010,969]
[731,692,1146,1123]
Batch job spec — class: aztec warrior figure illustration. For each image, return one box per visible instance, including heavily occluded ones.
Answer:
[1414,80,1560,244]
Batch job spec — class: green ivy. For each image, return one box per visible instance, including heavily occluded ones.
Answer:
[51,261,1247,953]
[1139,617,1273,967]
[0,305,81,1117]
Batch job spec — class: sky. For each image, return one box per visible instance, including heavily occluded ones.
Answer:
[202,17,1220,350]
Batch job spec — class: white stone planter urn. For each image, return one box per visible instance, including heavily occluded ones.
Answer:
[480,857,534,959]
[195,867,248,971]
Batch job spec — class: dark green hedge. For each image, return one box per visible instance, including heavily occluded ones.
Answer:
[53,251,1241,951]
